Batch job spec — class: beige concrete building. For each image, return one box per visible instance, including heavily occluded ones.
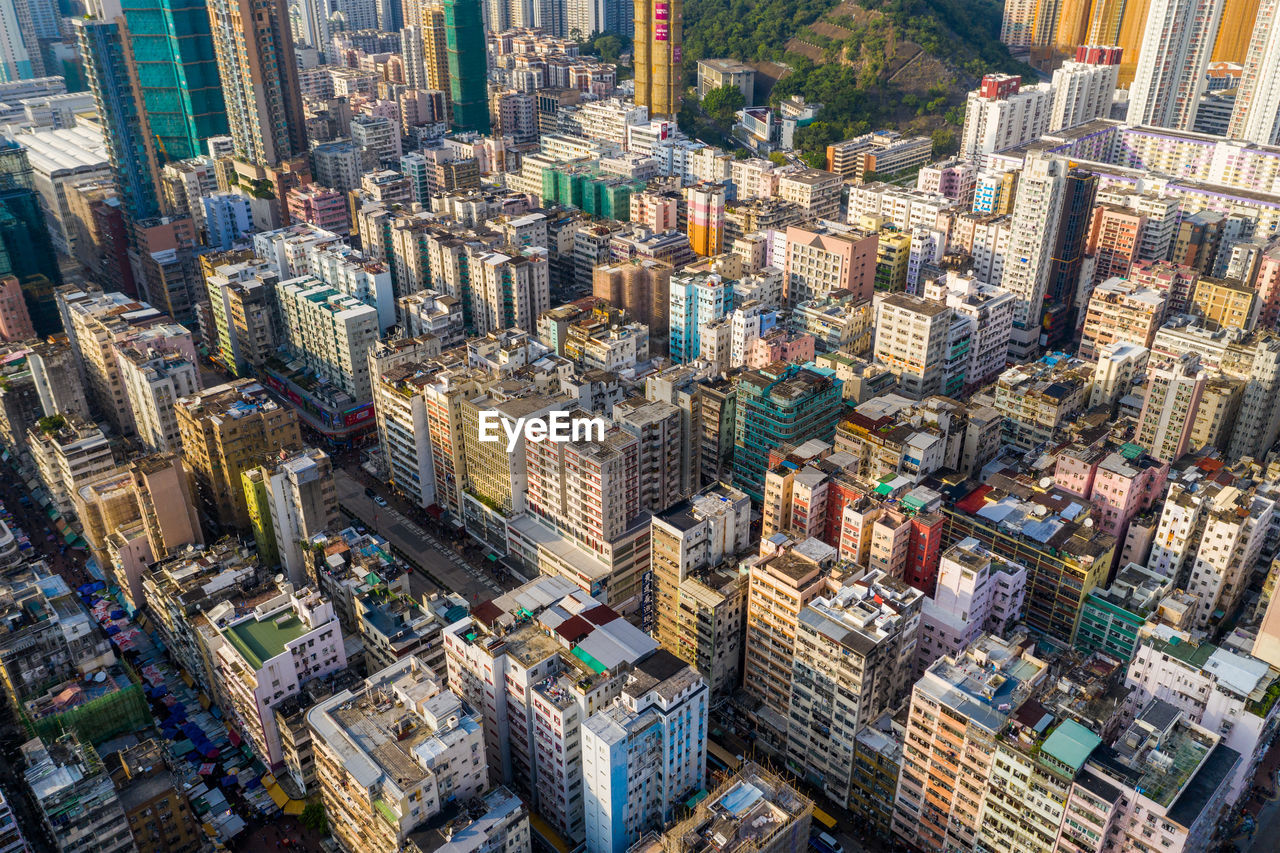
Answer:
[651,486,752,697]
[743,538,843,728]
[696,58,755,103]
[74,453,203,611]
[116,344,200,454]
[309,656,488,853]
[1078,277,1167,361]
[57,286,195,435]
[176,379,301,530]
[28,414,116,516]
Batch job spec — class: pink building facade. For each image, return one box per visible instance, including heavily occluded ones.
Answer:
[0,276,34,342]
[744,330,816,368]
[286,185,351,235]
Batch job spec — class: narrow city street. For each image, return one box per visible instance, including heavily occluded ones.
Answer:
[332,467,518,604]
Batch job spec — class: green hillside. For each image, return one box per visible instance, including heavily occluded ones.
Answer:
[681,0,1036,162]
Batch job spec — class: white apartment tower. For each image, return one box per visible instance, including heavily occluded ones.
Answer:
[116,345,201,454]
[254,448,339,585]
[1127,0,1227,130]
[1229,0,1280,144]
[1049,46,1122,132]
[208,586,346,769]
[1002,154,1067,360]
[960,74,1053,160]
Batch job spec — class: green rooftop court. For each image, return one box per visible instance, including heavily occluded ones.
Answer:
[223,611,307,669]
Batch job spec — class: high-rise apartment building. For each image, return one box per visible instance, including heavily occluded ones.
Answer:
[783,225,878,305]
[733,364,844,500]
[242,448,338,584]
[208,0,311,221]
[23,735,134,853]
[1135,356,1207,462]
[309,656,488,853]
[116,342,200,454]
[686,182,725,257]
[743,538,842,724]
[892,633,1050,851]
[175,379,302,530]
[444,0,490,132]
[276,278,380,401]
[27,415,117,517]
[873,294,966,399]
[669,271,733,364]
[785,572,922,810]
[73,452,202,611]
[1002,154,1067,360]
[581,652,709,853]
[916,539,1026,677]
[615,398,687,513]
[1049,45,1122,132]
[444,576,662,842]
[471,249,550,336]
[208,0,306,168]
[1228,0,1280,143]
[651,485,752,696]
[1077,277,1167,361]
[75,18,161,223]
[960,75,1053,160]
[208,585,346,769]
[633,0,682,119]
[1127,0,1226,130]
[593,259,672,355]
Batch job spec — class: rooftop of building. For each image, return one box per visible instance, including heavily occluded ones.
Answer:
[1087,699,1235,817]
[309,657,480,792]
[698,58,755,74]
[222,609,309,670]
[145,539,263,610]
[623,648,699,702]
[404,786,525,853]
[670,764,813,853]
[177,379,281,420]
[11,125,107,174]
[803,570,922,655]
[920,633,1046,733]
[779,167,840,186]
[106,741,179,814]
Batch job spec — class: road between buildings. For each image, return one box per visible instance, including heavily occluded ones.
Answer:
[333,469,514,605]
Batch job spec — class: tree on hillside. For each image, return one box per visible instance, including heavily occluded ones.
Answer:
[932,128,957,156]
[594,34,623,63]
[702,84,746,123]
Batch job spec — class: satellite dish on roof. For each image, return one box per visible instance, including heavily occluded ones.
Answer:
[94,672,106,683]
[1084,518,1094,527]
[1039,477,1053,489]
[275,574,285,585]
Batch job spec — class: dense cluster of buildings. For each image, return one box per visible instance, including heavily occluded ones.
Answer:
[2,0,1280,851]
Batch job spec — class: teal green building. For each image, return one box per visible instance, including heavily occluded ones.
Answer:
[733,363,845,501]
[541,167,641,220]
[1073,562,1171,662]
[121,0,229,161]
[77,1,227,222]
[444,0,490,133]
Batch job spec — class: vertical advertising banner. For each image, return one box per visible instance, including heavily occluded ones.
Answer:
[655,2,668,18]
[655,21,669,40]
